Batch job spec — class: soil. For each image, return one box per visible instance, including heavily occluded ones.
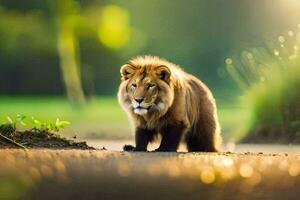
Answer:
[0,150,299,200]
[0,129,94,149]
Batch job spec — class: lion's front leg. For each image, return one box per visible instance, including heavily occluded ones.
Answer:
[124,127,155,152]
[155,123,186,152]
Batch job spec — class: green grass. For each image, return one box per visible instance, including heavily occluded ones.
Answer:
[0,96,130,140]
[241,63,300,140]
[0,96,245,141]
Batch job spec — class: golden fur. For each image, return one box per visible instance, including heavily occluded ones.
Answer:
[118,55,222,152]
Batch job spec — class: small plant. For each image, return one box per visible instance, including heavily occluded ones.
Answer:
[0,115,71,149]
[0,116,25,149]
[0,116,17,136]
[0,115,93,150]
[0,114,71,133]
[30,117,71,132]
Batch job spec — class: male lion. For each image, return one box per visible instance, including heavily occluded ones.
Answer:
[118,55,222,152]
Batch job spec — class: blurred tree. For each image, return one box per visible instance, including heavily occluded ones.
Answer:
[49,1,133,102]
[53,0,85,104]
[1,0,300,100]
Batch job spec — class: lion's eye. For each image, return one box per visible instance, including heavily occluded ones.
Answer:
[148,84,156,89]
[131,83,137,88]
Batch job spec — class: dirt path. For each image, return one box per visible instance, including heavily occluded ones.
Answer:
[1,150,300,200]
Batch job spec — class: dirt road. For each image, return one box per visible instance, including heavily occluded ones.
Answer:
[0,149,300,200]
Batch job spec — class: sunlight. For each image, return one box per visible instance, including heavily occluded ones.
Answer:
[0,1,300,199]
[200,167,215,184]
[98,5,131,49]
[288,163,300,177]
[222,158,234,167]
[239,163,253,178]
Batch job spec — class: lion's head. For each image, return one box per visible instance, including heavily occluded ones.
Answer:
[118,56,179,117]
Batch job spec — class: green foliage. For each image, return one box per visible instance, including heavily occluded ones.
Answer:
[2,0,300,97]
[0,114,71,133]
[244,64,299,131]
[226,27,300,141]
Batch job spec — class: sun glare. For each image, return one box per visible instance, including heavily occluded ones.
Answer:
[98,5,131,49]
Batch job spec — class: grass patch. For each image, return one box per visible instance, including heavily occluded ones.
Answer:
[0,96,130,140]
[0,96,243,141]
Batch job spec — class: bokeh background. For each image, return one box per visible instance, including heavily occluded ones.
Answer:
[0,0,299,144]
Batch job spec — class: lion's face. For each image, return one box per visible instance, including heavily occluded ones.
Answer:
[118,62,174,116]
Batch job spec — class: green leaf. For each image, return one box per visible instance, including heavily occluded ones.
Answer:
[31,117,42,129]
[20,121,27,126]
[16,114,26,121]
[55,118,70,130]
[16,114,27,126]
[47,123,53,131]
[6,116,13,124]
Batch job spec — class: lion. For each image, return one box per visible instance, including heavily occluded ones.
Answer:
[118,55,222,152]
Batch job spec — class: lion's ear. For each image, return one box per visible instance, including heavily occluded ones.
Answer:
[155,65,171,81]
[120,64,136,80]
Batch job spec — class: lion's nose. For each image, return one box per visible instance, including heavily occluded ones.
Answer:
[134,97,144,103]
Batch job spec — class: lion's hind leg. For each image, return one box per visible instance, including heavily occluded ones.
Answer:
[185,113,221,152]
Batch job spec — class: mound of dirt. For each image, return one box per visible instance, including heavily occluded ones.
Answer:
[0,129,95,149]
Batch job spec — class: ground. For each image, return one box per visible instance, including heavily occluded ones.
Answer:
[0,97,299,199]
[1,149,300,200]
